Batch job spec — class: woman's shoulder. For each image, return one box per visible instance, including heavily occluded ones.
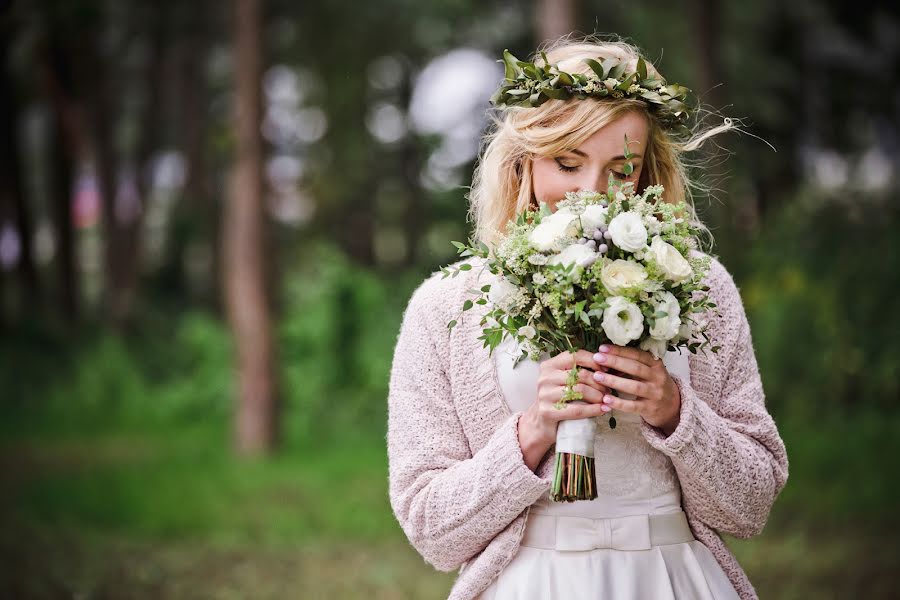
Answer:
[402,256,485,328]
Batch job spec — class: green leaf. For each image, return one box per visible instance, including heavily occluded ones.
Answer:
[584,58,605,79]
[447,319,457,330]
[480,284,491,292]
[458,263,472,271]
[609,62,626,79]
[636,57,648,80]
[501,49,521,80]
[601,57,619,78]
[462,300,474,311]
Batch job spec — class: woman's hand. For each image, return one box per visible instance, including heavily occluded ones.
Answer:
[517,350,611,471]
[591,344,682,435]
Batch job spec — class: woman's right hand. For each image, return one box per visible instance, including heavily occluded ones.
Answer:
[517,350,611,471]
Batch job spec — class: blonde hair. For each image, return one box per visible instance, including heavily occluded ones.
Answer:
[467,35,733,250]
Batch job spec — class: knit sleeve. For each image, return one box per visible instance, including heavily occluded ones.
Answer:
[640,256,789,539]
[387,276,550,572]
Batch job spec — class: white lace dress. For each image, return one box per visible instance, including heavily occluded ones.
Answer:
[477,336,741,600]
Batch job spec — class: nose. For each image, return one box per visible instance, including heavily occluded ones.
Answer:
[574,168,606,194]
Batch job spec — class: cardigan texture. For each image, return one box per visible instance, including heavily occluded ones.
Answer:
[387,252,789,600]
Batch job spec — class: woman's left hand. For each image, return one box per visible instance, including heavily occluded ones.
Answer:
[591,344,682,436]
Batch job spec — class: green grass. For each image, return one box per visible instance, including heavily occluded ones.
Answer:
[1,407,898,599]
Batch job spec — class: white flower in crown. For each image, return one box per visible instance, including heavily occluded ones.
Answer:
[529,208,580,251]
[649,235,692,283]
[649,291,682,341]
[601,259,648,295]
[607,211,648,252]
[602,296,644,346]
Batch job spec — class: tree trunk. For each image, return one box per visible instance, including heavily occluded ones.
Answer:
[37,24,85,323]
[535,0,577,47]
[689,0,724,108]
[0,23,40,314]
[223,0,278,456]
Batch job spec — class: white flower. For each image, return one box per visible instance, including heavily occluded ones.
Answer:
[602,296,644,346]
[548,243,597,269]
[580,204,608,232]
[517,325,537,339]
[677,320,693,342]
[645,215,662,236]
[527,253,549,265]
[601,259,648,295]
[640,337,667,360]
[532,272,547,285]
[649,236,692,283]
[607,211,648,252]
[649,291,682,341]
[529,209,579,251]
[488,276,519,311]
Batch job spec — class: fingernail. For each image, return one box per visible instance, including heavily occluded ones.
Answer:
[593,372,605,382]
[593,353,607,363]
[601,405,611,412]
[603,395,613,404]
[599,345,610,353]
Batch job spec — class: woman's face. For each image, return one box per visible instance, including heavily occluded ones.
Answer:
[531,110,650,211]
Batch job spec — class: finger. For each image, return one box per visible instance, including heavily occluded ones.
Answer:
[543,368,609,393]
[598,344,661,368]
[601,392,642,414]
[548,400,612,421]
[592,351,654,381]
[543,349,605,372]
[594,370,652,398]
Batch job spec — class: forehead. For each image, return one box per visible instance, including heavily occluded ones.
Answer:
[571,111,649,158]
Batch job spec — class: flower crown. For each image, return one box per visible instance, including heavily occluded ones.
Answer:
[490,49,692,130]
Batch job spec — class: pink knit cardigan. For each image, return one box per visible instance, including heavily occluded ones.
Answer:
[387,253,789,600]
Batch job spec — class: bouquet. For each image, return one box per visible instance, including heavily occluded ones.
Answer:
[442,147,721,502]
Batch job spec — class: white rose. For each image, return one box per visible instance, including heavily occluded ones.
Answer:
[600,259,648,295]
[529,209,579,251]
[488,276,519,311]
[580,204,608,233]
[607,211,648,252]
[548,243,597,269]
[649,291,682,341]
[602,296,644,346]
[639,337,668,360]
[517,325,536,339]
[649,236,693,283]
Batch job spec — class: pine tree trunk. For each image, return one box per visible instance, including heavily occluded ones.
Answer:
[223,0,278,456]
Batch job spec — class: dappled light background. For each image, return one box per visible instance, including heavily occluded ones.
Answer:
[1,0,898,598]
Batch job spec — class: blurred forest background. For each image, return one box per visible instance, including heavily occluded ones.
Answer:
[1,0,898,597]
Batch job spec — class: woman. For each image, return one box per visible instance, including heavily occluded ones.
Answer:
[387,36,788,600]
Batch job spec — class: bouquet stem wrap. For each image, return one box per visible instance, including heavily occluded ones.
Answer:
[551,400,599,502]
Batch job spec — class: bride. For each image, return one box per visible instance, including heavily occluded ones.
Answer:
[387,35,788,600]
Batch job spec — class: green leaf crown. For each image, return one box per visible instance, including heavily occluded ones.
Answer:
[490,49,692,130]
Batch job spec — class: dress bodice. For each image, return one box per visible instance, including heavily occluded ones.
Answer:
[495,335,688,519]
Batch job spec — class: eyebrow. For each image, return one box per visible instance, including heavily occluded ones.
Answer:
[564,149,644,160]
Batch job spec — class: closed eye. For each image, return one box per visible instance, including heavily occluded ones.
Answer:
[554,158,579,173]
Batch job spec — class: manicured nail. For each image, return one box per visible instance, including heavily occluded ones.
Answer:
[593,372,605,382]
[593,353,607,363]
[601,405,611,412]
[599,345,610,353]
[603,395,613,404]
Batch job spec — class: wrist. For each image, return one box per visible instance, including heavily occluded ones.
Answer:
[659,384,683,436]
[517,410,552,472]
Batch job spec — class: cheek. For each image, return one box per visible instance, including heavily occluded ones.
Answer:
[532,161,569,202]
